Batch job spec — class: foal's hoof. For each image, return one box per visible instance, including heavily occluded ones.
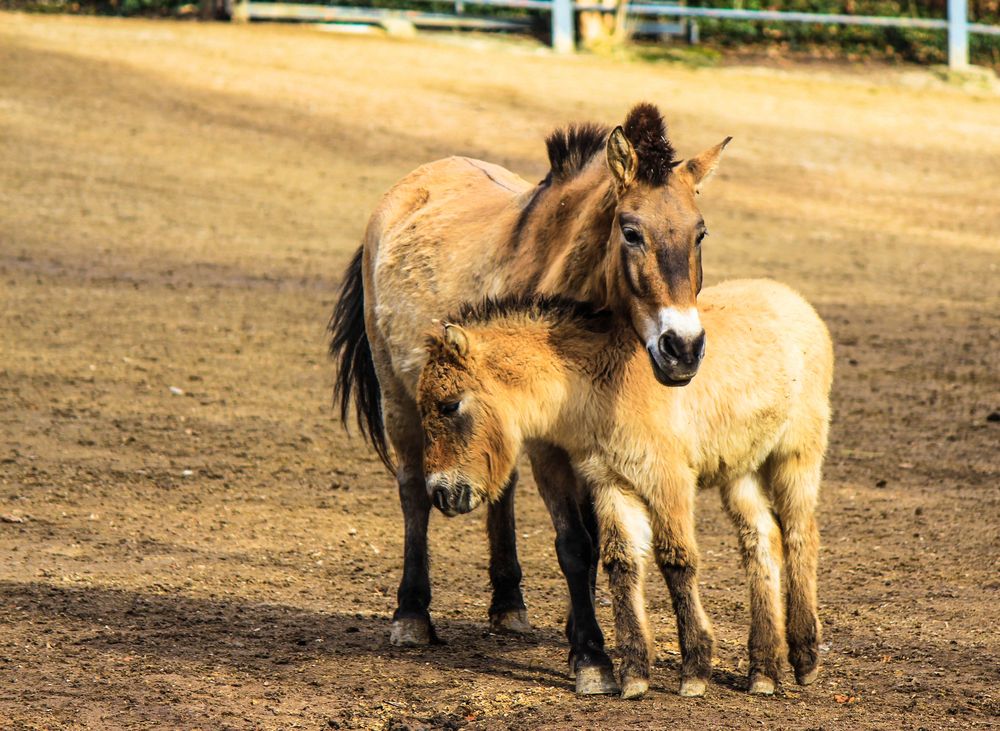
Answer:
[490,608,531,634]
[679,678,708,697]
[575,664,620,696]
[389,617,434,646]
[620,676,649,700]
[748,674,777,696]
[795,666,820,686]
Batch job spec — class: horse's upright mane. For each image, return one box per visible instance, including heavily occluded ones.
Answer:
[542,103,677,186]
[545,123,611,184]
[623,102,677,186]
[450,295,615,335]
[512,103,677,249]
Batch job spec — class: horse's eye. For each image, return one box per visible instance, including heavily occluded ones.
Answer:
[439,400,461,416]
[622,226,643,246]
[696,230,708,247]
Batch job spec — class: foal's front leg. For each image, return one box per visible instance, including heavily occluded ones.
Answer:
[593,488,653,699]
[645,484,715,697]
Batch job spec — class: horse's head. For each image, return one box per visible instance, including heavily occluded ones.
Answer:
[603,104,730,386]
[417,322,520,517]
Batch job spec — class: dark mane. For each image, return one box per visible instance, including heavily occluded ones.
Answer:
[450,295,615,335]
[623,102,677,186]
[511,105,675,249]
[545,122,611,184]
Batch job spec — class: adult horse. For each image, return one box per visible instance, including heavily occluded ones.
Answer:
[329,103,730,694]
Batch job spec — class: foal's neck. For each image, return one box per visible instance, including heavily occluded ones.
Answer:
[491,310,634,440]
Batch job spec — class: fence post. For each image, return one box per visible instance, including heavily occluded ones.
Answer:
[947,0,969,69]
[552,0,575,53]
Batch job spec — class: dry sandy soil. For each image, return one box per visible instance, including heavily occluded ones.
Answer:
[1,13,998,730]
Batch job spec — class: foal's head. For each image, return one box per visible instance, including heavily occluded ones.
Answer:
[601,104,730,386]
[416,321,522,516]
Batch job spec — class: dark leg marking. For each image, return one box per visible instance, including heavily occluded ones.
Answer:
[488,471,530,632]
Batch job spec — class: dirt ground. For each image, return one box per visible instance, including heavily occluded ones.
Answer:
[1,13,998,730]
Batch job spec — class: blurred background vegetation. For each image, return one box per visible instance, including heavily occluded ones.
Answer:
[4,0,998,66]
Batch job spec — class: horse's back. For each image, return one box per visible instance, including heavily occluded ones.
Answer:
[366,156,530,246]
[362,156,533,392]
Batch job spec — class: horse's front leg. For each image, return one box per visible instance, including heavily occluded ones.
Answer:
[392,464,438,645]
[593,486,653,699]
[384,394,440,646]
[645,482,715,697]
[487,471,530,632]
[529,444,618,695]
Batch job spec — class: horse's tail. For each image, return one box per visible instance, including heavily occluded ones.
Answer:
[329,246,394,472]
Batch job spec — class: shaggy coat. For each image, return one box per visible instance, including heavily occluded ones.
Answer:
[329,103,731,695]
[418,279,834,697]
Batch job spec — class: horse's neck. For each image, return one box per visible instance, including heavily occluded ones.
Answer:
[519,163,616,303]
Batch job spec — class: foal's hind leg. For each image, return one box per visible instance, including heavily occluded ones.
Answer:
[487,472,530,633]
[766,449,823,686]
[721,474,786,694]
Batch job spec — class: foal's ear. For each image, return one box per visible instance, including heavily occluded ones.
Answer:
[685,136,732,192]
[443,323,471,358]
[606,126,638,191]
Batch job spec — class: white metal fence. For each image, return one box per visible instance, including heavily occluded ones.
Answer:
[235,0,1000,68]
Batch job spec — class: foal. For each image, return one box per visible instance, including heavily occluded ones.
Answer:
[417,280,834,698]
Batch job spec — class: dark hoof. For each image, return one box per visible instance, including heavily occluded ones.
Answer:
[575,664,620,695]
[679,677,708,697]
[620,674,649,700]
[489,608,531,634]
[748,673,777,696]
[390,617,434,646]
[795,666,820,686]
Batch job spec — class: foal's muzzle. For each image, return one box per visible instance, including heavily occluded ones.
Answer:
[426,476,476,517]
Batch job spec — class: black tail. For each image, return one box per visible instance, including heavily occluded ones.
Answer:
[329,247,393,471]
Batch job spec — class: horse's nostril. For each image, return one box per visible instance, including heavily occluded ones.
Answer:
[658,331,684,362]
[692,331,706,361]
[658,330,706,367]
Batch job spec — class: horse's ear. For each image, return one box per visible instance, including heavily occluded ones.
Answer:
[443,323,471,358]
[686,136,732,192]
[606,126,638,190]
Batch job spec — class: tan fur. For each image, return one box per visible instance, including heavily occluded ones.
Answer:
[356,107,729,654]
[364,135,728,398]
[417,279,834,694]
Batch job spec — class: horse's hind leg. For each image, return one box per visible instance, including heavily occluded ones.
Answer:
[487,472,530,633]
[529,444,617,695]
[721,473,786,694]
[766,448,823,686]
